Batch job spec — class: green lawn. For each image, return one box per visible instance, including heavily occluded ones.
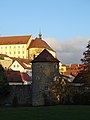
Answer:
[0,105,90,120]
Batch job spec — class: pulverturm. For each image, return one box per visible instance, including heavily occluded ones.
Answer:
[32,49,59,106]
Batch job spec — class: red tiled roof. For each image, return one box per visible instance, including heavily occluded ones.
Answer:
[78,64,86,68]
[0,54,9,57]
[65,64,87,76]
[15,59,32,69]
[6,70,32,83]
[64,69,79,76]
[20,72,31,81]
[0,35,31,45]
[73,69,90,86]
[28,37,55,52]
[70,64,78,68]
[6,70,23,83]
[66,66,69,69]
[66,64,86,70]
[13,58,31,64]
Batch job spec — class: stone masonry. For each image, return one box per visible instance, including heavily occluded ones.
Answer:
[32,49,59,106]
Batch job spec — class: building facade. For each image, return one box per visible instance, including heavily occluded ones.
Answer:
[27,36,55,60]
[0,34,55,60]
[0,35,32,59]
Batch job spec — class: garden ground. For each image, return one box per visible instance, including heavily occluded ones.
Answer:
[0,105,90,120]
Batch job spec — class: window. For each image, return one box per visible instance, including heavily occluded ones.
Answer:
[22,46,24,48]
[18,51,20,54]
[10,46,11,48]
[14,46,16,48]
[5,46,7,49]
[22,51,24,54]
[10,52,11,54]
[14,65,15,67]
[17,65,19,67]
[18,46,20,48]
[14,51,16,54]
[1,47,3,49]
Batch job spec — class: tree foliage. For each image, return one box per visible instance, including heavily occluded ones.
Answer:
[44,77,74,105]
[81,40,90,64]
[79,40,90,86]
[0,64,9,97]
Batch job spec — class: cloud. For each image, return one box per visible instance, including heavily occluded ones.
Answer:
[45,37,89,65]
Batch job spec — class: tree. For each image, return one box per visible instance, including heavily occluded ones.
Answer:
[80,40,90,86]
[0,64,9,97]
[44,76,74,105]
[73,40,90,104]
[44,78,62,105]
[81,40,90,64]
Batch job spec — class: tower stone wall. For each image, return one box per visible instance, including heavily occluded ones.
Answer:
[32,61,59,106]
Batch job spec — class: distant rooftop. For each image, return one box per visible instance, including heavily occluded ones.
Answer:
[0,35,32,45]
[28,37,55,52]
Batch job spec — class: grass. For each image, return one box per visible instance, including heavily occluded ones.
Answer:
[0,105,90,120]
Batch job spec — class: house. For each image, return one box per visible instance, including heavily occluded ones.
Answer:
[64,64,85,76]
[9,58,32,77]
[6,70,23,85]
[0,35,32,59]
[59,62,67,74]
[0,33,55,60]
[72,64,90,87]
[1,69,32,105]
[6,70,32,85]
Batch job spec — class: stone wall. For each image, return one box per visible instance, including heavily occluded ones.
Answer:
[0,85,32,106]
[32,62,59,106]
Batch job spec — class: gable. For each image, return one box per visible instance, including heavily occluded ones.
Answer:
[9,60,24,71]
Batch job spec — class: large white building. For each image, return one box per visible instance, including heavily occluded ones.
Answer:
[0,34,55,60]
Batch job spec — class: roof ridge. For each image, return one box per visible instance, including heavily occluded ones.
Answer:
[0,35,31,38]
[0,35,32,45]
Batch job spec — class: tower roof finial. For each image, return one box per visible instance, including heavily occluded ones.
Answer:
[38,32,42,39]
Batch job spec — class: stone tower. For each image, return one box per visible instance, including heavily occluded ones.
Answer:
[32,49,59,106]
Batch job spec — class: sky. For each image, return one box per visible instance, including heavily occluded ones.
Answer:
[0,0,90,64]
